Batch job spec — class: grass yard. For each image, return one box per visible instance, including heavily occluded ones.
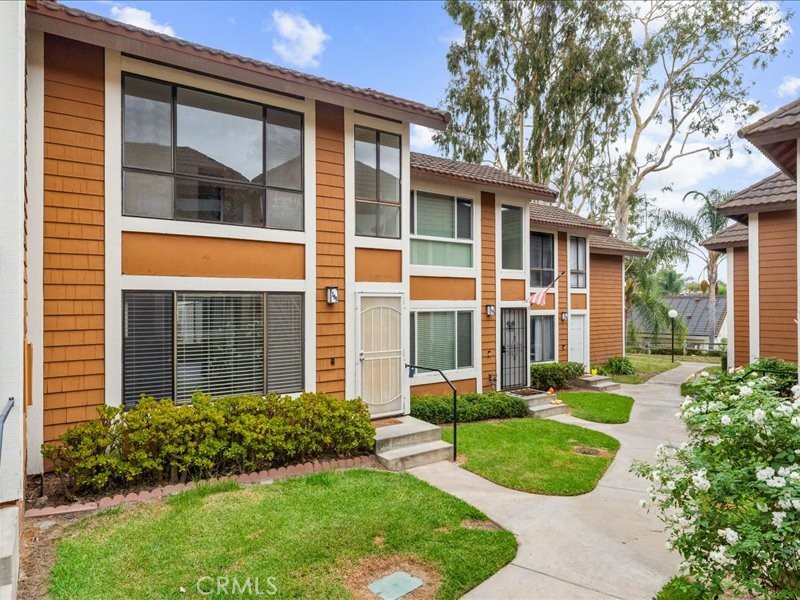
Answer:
[442,418,619,496]
[654,576,707,599]
[558,391,634,424]
[47,470,516,600]
[611,353,682,384]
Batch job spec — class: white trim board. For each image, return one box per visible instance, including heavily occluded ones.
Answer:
[748,212,760,362]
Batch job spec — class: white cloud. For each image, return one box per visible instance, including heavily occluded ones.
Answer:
[270,10,330,68]
[410,125,439,154]
[110,6,175,36]
[777,75,800,98]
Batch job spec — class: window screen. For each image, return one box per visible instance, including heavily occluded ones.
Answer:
[267,294,304,393]
[411,310,473,371]
[530,232,555,287]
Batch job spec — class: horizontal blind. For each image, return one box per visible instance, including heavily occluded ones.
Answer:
[410,239,472,268]
[176,293,264,402]
[267,293,304,393]
[123,292,174,408]
[457,311,473,368]
[416,312,456,371]
[416,192,454,238]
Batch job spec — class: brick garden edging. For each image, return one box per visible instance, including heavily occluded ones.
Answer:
[25,455,379,518]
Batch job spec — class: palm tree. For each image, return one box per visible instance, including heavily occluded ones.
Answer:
[657,268,685,295]
[659,189,731,347]
[625,255,687,347]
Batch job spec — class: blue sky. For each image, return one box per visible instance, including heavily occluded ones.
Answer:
[65,0,800,281]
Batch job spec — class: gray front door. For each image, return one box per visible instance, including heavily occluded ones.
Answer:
[501,308,527,389]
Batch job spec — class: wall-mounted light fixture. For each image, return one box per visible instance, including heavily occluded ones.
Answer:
[486,304,495,317]
[326,286,339,305]
[560,311,568,321]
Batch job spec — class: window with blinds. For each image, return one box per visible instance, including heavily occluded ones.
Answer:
[122,291,304,406]
[409,310,473,372]
[530,315,555,362]
[410,191,473,268]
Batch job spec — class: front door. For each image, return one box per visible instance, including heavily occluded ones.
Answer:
[357,295,404,417]
[569,314,587,367]
[500,307,527,389]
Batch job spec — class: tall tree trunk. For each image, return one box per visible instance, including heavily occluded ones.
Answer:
[707,252,719,348]
[616,195,630,241]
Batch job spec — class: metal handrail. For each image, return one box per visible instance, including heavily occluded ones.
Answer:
[0,397,15,465]
[406,363,458,462]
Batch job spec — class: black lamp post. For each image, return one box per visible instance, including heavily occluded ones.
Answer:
[668,309,678,363]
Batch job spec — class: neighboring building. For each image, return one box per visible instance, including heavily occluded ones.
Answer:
[527,204,647,371]
[630,295,728,351]
[702,171,797,367]
[19,0,641,482]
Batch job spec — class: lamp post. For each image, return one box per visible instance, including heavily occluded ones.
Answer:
[668,309,678,363]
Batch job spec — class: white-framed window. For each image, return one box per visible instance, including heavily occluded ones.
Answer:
[570,236,587,288]
[122,74,304,231]
[122,291,303,406]
[530,314,555,362]
[501,204,524,270]
[410,190,473,268]
[530,232,554,287]
[410,310,473,371]
[354,125,401,238]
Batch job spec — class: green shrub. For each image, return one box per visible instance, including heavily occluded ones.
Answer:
[599,356,635,376]
[42,392,375,496]
[529,362,584,390]
[410,392,528,425]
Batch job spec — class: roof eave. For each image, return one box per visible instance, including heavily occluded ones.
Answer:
[588,245,648,257]
[530,218,610,236]
[27,6,450,130]
[411,168,557,202]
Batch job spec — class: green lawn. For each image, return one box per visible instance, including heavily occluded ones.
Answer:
[610,353,682,384]
[442,418,619,496]
[558,391,634,424]
[654,576,707,600]
[49,470,516,600]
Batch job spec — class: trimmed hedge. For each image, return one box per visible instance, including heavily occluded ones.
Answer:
[410,392,528,425]
[42,392,375,496]
[529,361,585,390]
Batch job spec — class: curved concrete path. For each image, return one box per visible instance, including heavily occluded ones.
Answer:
[409,361,709,599]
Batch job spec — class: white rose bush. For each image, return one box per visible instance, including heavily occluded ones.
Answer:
[632,359,800,598]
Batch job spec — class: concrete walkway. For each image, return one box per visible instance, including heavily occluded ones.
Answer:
[409,361,709,600]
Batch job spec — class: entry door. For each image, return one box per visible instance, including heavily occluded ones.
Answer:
[358,295,404,417]
[500,308,528,390]
[569,314,587,367]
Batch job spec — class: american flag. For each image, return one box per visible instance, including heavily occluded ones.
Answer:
[528,272,564,306]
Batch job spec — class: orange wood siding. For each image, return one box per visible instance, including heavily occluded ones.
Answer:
[42,35,105,442]
[589,254,623,365]
[355,248,401,282]
[411,378,477,396]
[530,293,555,310]
[315,102,346,397]
[733,247,750,367]
[121,232,304,279]
[410,276,476,301]
[558,232,568,361]
[481,192,497,390]
[500,279,525,301]
[571,293,587,310]
[759,210,797,363]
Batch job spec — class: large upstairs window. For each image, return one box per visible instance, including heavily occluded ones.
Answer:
[354,126,401,238]
[570,236,587,288]
[501,204,524,270]
[122,74,304,230]
[410,191,473,267]
[530,232,554,287]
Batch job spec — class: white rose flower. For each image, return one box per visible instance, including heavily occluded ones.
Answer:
[773,511,787,528]
[718,528,739,544]
[749,408,766,424]
[792,384,800,397]
[757,503,769,512]
[779,498,792,510]
[720,414,732,425]
[792,499,800,510]
[767,476,787,488]
[666,480,676,491]
[739,385,754,397]
[792,416,800,428]
[701,371,709,378]
[757,467,776,481]
[692,470,711,491]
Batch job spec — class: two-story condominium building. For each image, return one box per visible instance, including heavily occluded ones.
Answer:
[16,0,644,480]
[702,172,797,368]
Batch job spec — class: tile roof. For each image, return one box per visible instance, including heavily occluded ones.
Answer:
[410,153,557,199]
[701,223,749,251]
[529,203,611,233]
[739,97,800,138]
[716,171,796,218]
[632,295,727,339]
[588,235,649,257]
[28,0,449,128]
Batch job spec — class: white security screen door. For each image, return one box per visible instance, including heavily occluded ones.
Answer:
[569,314,587,368]
[358,295,404,417]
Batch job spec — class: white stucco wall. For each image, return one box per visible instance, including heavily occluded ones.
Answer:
[0,1,27,597]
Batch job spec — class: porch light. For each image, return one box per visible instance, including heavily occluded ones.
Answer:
[486,304,495,317]
[326,286,339,305]
[561,312,568,321]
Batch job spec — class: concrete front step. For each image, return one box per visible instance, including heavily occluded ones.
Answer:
[526,393,554,408]
[374,416,442,453]
[530,403,569,419]
[573,374,621,392]
[376,440,454,471]
[591,380,621,392]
